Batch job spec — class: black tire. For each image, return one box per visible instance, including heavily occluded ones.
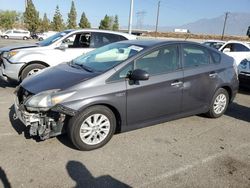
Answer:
[38,37,43,41]
[4,35,9,39]
[23,36,28,40]
[206,88,229,118]
[20,63,46,81]
[68,105,116,151]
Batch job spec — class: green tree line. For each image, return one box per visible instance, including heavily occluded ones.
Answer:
[0,0,119,33]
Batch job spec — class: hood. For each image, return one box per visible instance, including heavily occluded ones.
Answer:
[0,43,38,53]
[21,63,99,94]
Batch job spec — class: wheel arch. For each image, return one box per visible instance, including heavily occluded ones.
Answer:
[18,61,50,79]
[77,103,122,134]
[220,85,233,102]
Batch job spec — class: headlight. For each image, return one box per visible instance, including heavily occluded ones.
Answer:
[25,89,75,111]
[3,51,19,59]
[239,59,248,69]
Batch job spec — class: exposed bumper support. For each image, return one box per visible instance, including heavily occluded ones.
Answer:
[14,97,69,140]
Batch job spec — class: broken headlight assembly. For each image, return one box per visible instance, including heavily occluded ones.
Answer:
[25,89,76,112]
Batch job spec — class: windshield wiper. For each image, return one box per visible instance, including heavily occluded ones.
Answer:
[79,64,94,72]
[69,61,94,72]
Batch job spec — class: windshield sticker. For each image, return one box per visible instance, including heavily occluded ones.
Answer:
[128,45,143,52]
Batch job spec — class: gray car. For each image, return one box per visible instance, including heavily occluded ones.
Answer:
[14,40,239,151]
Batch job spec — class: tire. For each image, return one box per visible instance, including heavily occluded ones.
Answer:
[38,37,43,41]
[206,88,229,118]
[68,105,116,151]
[4,35,9,39]
[23,36,28,40]
[20,63,46,81]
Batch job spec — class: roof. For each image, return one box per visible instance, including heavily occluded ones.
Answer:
[67,29,137,40]
[116,39,202,48]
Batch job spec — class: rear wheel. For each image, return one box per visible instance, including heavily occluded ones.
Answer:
[68,105,116,151]
[23,36,28,40]
[206,88,229,118]
[20,63,46,81]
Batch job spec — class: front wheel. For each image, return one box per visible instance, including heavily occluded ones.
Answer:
[68,105,116,151]
[206,88,229,118]
[4,35,9,39]
[20,63,46,81]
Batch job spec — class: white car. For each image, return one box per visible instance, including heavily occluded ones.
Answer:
[219,41,250,66]
[0,29,137,82]
[37,31,58,41]
[238,57,250,87]
[1,29,30,40]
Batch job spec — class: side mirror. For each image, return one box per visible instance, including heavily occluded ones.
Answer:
[223,48,230,53]
[129,69,149,81]
[57,43,68,50]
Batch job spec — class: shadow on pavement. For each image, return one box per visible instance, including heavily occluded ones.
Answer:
[0,167,11,188]
[226,102,250,123]
[66,161,131,188]
[57,135,78,150]
[8,105,32,139]
[238,86,250,95]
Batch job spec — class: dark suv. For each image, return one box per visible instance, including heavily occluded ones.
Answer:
[14,40,239,150]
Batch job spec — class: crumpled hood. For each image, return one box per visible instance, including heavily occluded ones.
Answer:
[0,43,38,53]
[21,63,99,94]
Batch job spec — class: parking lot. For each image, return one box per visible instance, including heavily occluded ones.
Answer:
[0,39,250,188]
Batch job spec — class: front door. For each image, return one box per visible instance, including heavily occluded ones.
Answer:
[126,44,183,126]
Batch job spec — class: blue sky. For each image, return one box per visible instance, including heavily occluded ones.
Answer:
[0,0,249,28]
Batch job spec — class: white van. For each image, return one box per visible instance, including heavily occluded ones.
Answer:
[1,29,30,40]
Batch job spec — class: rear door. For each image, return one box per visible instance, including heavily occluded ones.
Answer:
[126,44,183,126]
[181,43,222,113]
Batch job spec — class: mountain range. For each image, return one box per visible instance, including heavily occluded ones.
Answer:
[140,12,250,36]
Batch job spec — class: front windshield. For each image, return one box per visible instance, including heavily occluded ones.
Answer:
[38,30,72,46]
[72,43,144,72]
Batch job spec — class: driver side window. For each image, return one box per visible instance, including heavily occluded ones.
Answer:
[64,33,91,48]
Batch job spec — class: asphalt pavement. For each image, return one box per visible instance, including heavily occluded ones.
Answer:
[0,39,250,188]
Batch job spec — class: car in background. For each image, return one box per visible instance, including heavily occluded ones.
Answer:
[203,40,225,50]
[219,41,250,65]
[0,29,137,82]
[14,40,238,150]
[37,31,58,41]
[1,29,30,40]
[238,57,250,87]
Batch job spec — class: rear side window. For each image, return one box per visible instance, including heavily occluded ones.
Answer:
[182,44,210,68]
[90,33,127,48]
[233,43,250,52]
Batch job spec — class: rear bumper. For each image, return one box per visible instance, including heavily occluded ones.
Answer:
[239,73,250,87]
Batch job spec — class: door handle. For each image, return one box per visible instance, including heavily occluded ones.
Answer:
[171,81,183,86]
[209,72,217,78]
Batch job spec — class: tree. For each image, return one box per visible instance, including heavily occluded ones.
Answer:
[40,13,50,32]
[51,5,64,31]
[79,12,91,28]
[67,1,77,29]
[0,11,19,29]
[99,15,112,30]
[23,0,40,32]
[112,15,119,31]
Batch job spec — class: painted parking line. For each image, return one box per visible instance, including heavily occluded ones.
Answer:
[139,143,250,187]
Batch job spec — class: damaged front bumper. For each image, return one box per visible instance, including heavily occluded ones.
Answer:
[14,96,73,140]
